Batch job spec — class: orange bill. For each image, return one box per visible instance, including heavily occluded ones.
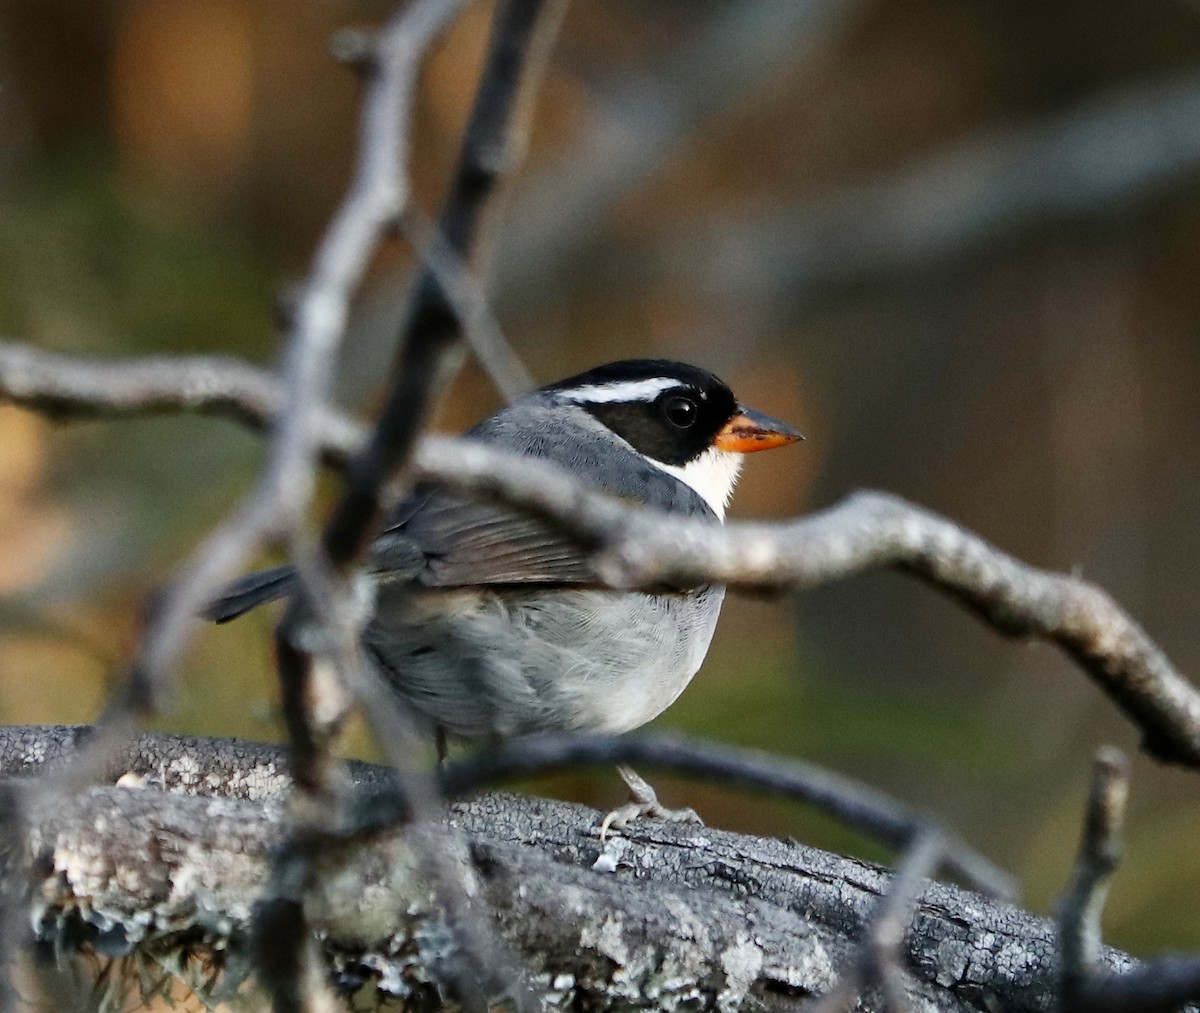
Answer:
[714,406,804,454]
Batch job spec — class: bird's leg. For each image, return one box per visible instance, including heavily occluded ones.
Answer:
[599,763,703,840]
[435,726,449,769]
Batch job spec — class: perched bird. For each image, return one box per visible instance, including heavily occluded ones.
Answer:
[208,359,801,829]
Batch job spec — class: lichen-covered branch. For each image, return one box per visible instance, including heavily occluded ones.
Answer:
[0,728,1147,1012]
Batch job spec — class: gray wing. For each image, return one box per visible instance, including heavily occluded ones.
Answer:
[370,492,600,585]
[369,403,715,589]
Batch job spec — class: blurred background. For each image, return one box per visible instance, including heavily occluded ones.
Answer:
[1,0,1199,958]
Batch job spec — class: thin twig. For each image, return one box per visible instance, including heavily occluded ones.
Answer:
[1073,958,1200,1013]
[336,649,536,1010]
[865,833,945,1012]
[127,0,465,709]
[398,210,534,402]
[320,0,564,570]
[1058,749,1200,1013]
[266,0,468,511]
[1059,746,1130,1001]
[267,4,562,1010]
[434,732,1013,898]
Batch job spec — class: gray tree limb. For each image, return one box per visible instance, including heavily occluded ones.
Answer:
[413,442,1200,771]
[0,341,365,467]
[1,344,1198,771]
[0,727,1141,1012]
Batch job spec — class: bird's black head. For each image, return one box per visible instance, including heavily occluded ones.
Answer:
[546,359,740,466]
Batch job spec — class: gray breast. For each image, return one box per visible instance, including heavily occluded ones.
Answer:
[362,583,726,741]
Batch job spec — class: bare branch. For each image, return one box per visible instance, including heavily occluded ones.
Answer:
[321,0,563,570]
[0,340,365,467]
[435,732,1011,899]
[808,831,944,1013]
[1,339,1198,771]
[128,0,466,706]
[1059,746,1131,1000]
[0,728,1153,1012]
[410,439,1200,771]
[398,209,534,401]
[1060,749,1200,1013]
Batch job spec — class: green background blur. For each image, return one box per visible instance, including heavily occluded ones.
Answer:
[1,0,1199,958]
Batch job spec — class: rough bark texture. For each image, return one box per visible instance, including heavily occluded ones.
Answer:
[0,727,1140,1011]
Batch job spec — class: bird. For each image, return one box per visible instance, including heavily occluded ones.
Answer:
[207,359,802,832]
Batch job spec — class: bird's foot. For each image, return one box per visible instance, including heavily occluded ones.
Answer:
[599,764,703,841]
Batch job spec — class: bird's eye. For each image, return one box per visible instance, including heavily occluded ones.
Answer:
[662,395,698,429]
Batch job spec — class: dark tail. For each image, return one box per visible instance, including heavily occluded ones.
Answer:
[204,565,297,623]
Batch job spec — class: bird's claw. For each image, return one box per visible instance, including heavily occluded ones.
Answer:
[599,800,702,841]
[599,764,703,841]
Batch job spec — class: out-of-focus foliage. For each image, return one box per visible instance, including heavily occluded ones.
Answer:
[3,0,1200,958]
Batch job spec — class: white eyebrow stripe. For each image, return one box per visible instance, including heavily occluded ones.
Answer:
[559,377,681,404]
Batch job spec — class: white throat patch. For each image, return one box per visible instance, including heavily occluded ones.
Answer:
[648,446,743,521]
